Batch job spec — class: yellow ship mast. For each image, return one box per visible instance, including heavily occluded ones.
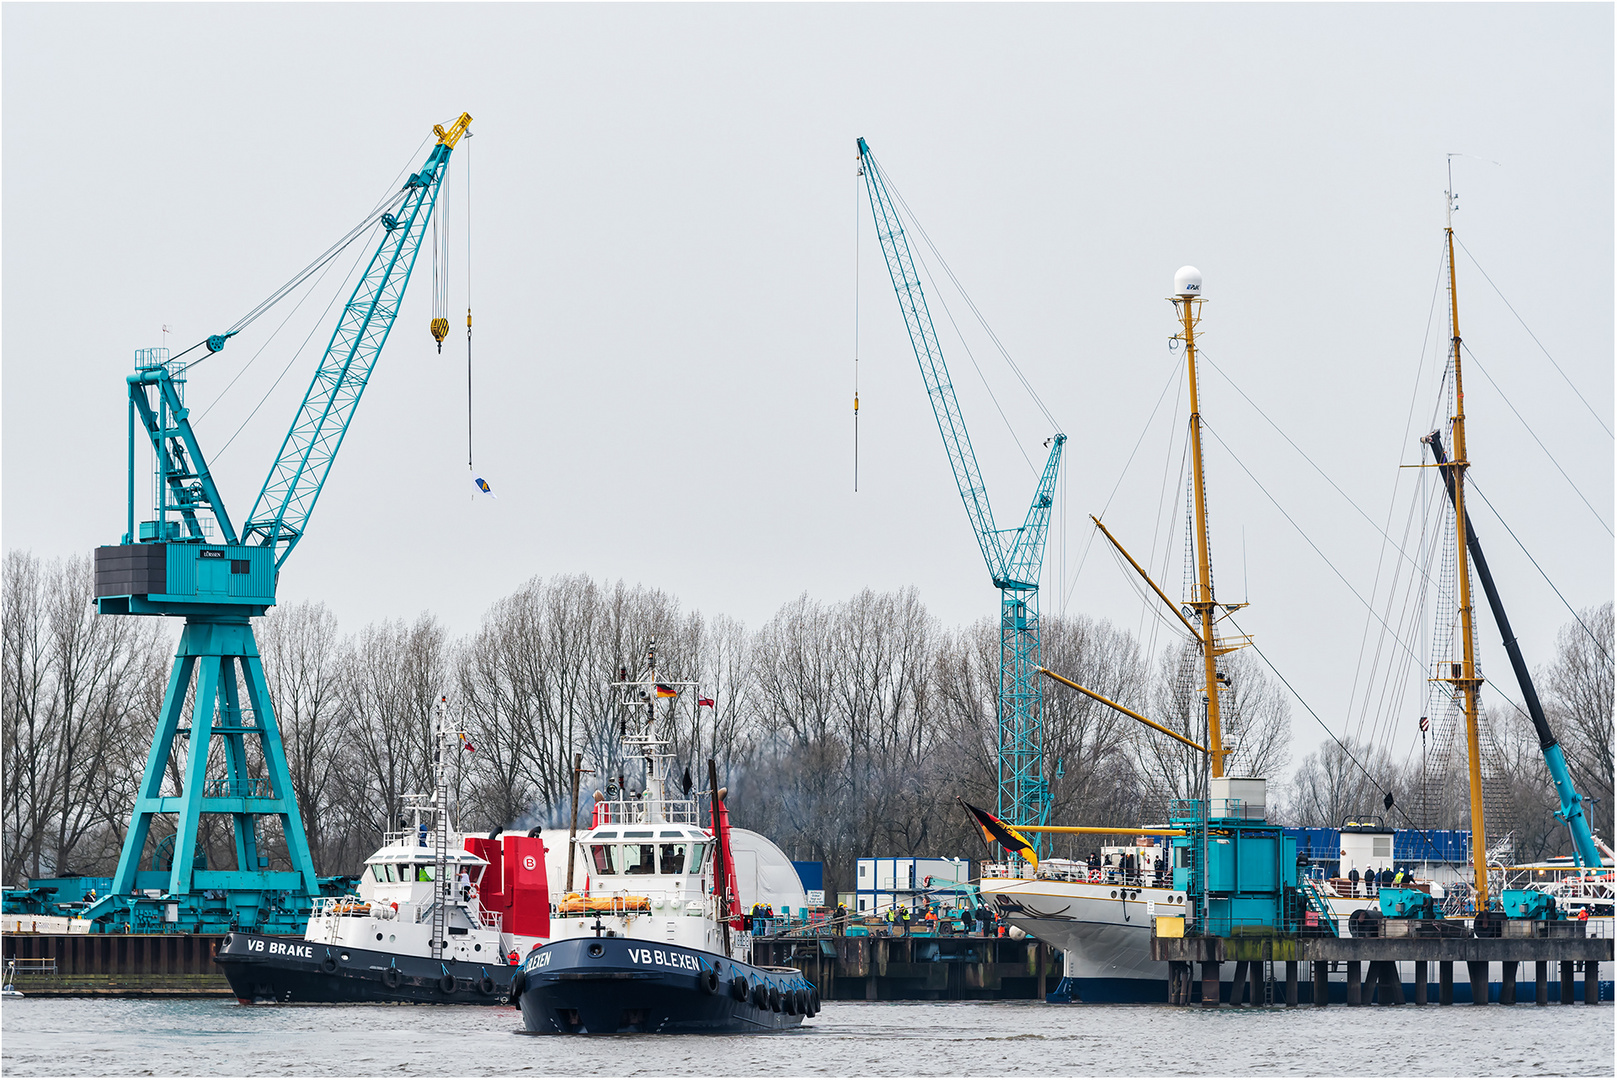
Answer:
[1441,171,1490,909]
[1172,269,1239,778]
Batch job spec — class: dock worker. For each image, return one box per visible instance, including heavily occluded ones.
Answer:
[508,949,520,965]
[458,868,472,901]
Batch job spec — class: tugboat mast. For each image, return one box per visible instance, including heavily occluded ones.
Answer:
[1440,165,1490,910]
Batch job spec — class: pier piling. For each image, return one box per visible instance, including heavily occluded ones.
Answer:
[1346,960,1361,1005]
[1440,960,1454,1004]
[1285,960,1298,1006]
[1561,961,1575,1004]
[1586,962,1601,1005]
[1312,960,1327,1006]
[1201,961,1220,1007]
[1500,960,1517,1005]
[1469,961,1489,1005]
[1536,960,1549,1006]
[1414,960,1428,1005]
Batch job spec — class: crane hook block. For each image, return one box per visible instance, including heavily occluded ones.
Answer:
[430,317,449,352]
[206,332,235,353]
[382,213,399,232]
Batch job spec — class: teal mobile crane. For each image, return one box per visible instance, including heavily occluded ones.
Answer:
[856,138,1065,839]
[85,113,472,934]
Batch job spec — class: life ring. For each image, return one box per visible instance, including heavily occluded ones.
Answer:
[382,967,402,989]
[438,973,457,995]
[1088,869,1102,883]
[477,975,497,996]
[390,901,399,912]
[320,954,339,974]
[700,969,720,995]
[731,975,749,1002]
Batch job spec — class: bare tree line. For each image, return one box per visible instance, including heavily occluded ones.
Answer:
[4,550,1609,898]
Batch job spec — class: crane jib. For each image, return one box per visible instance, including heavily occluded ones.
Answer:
[241,135,462,568]
[856,136,1065,837]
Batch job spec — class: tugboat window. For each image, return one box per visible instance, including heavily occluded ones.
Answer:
[418,866,435,882]
[624,844,657,874]
[590,845,618,874]
[659,844,686,874]
[687,842,708,872]
[384,864,397,883]
[371,866,385,882]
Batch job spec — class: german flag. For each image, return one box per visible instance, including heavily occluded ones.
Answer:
[655,683,678,698]
[959,799,1038,869]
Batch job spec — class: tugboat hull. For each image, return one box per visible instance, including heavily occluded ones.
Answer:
[515,937,816,1033]
[215,931,516,1005]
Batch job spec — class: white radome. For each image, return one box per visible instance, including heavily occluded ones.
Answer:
[1174,266,1202,297]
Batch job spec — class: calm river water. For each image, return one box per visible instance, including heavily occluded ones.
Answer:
[1,997,1611,1076]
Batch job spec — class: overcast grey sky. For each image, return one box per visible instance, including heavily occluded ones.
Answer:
[3,3,1611,780]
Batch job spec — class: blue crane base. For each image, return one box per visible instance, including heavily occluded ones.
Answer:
[83,615,329,935]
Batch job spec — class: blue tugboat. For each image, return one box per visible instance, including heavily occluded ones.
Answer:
[514,642,818,1033]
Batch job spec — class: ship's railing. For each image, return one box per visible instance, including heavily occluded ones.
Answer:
[1033,861,1169,888]
[588,799,702,827]
[980,862,1033,880]
[311,894,376,919]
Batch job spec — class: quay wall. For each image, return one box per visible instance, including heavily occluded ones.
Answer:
[1,932,285,996]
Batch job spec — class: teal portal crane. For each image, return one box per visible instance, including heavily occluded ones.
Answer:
[85,113,472,934]
[856,138,1066,840]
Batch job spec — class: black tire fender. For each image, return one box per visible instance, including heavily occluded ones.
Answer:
[730,975,749,1002]
[700,968,720,995]
[382,967,402,989]
[510,970,526,998]
[478,975,497,996]
[438,973,457,995]
[320,953,339,974]
[768,985,781,1012]
[751,982,767,1008]
[810,988,821,1013]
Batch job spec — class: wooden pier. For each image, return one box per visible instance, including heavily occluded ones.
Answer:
[752,934,1058,1000]
[1152,925,1611,1006]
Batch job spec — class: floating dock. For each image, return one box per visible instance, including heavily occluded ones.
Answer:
[751,933,1058,1000]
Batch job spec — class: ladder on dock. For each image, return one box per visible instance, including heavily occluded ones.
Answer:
[1298,878,1341,937]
